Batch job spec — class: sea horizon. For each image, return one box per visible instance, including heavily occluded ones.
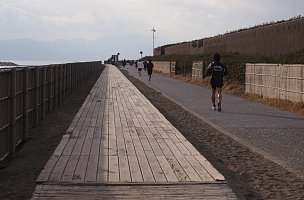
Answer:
[1,59,101,68]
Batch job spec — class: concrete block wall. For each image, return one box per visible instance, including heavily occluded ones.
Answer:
[153,61,176,74]
[245,64,304,102]
[192,61,204,80]
[155,17,304,57]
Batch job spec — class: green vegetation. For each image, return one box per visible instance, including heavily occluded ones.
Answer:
[148,49,304,84]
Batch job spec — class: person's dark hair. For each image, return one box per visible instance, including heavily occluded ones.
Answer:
[149,59,152,62]
[214,53,221,62]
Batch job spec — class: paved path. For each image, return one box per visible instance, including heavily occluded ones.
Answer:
[127,65,304,177]
[32,65,237,199]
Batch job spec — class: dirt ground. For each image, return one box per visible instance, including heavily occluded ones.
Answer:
[0,67,303,200]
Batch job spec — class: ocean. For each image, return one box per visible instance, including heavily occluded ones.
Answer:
[0,59,93,68]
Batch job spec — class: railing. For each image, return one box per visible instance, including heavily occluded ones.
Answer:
[0,61,102,166]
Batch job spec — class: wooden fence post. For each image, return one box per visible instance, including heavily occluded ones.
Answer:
[48,66,53,112]
[41,66,46,120]
[34,67,39,127]
[54,66,58,108]
[9,68,16,158]
[69,64,72,97]
[58,65,62,106]
[23,67,29,140]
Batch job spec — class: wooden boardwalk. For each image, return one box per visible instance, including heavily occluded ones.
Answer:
[32,65,237,199]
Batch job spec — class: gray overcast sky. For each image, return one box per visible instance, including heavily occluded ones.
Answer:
[1,0,304,61]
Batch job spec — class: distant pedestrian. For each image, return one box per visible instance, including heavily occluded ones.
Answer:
[206,53,228,112]
[143,60,147,71]
[146,60,154,81]
[125,60,130,71]
[122,59,126,68]
[135,60,138,68]
[137,61,143,76]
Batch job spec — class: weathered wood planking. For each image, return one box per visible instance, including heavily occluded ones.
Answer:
[32,183,237,200]
[36,65,226,184]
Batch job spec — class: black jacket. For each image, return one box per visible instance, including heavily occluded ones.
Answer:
[206,61,228,84]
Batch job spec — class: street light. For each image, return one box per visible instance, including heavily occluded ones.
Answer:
[140,51,143,58]
[151,27,156,56]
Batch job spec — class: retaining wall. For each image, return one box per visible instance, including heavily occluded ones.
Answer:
[153,61,176,74]
[154,17,304,57]
[245,63,304,102]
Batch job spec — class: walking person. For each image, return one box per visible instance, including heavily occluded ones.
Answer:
[122,59,126,68]
[146,60,154,81]
[125,60,130,72]
[137,61,143,76]
[143,60,147,71]
[206,53,228,112]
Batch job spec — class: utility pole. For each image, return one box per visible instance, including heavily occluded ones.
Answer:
[151,27,156,56]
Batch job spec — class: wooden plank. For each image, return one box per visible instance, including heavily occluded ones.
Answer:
[132,138,145,156]
[81,127,94,155]
[181,140,201,156]
[90,128,101,156]
[71,138,85,156]
[147,137,163,156]
[49,155,69,181]
[118,155,131,182]
[174,155,202,181]
[53,138,69,156]
[195,156,225,181]
[174,142,192,156]
[73,155,89,182]
[32,184,238,200]
[140,138,154,156]
[62,138,77,156]
[155,138,173,156]
[156,155,178,182]
[96,153,108,182]
[146,155,166,182]
[108,155,119,182]
[128,155,143,182]
[165,155,190,182]
[137,155,155,182]
[185,155,214,181]
[85,155,99,182]
[109,138,117,156]
[164,139,183,157]
[37,155,59,182]
[100,134,109,156]
[117,139,127,156]
[61,155,79,181]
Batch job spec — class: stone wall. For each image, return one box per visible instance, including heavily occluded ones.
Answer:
[245,64,304,102]
[155,17,304,57]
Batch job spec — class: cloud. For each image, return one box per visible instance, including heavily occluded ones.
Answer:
[0,0,303,60]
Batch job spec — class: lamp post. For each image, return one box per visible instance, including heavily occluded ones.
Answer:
[140,51,143,59]
[151,27,156,56]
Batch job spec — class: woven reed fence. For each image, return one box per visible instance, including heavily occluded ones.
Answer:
[0,61,102,166]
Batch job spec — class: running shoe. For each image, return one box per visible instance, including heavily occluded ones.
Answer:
[212,105,216,111]
[218,103,222,112]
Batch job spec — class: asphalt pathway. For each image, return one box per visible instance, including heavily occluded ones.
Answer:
[125,65,304,177]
